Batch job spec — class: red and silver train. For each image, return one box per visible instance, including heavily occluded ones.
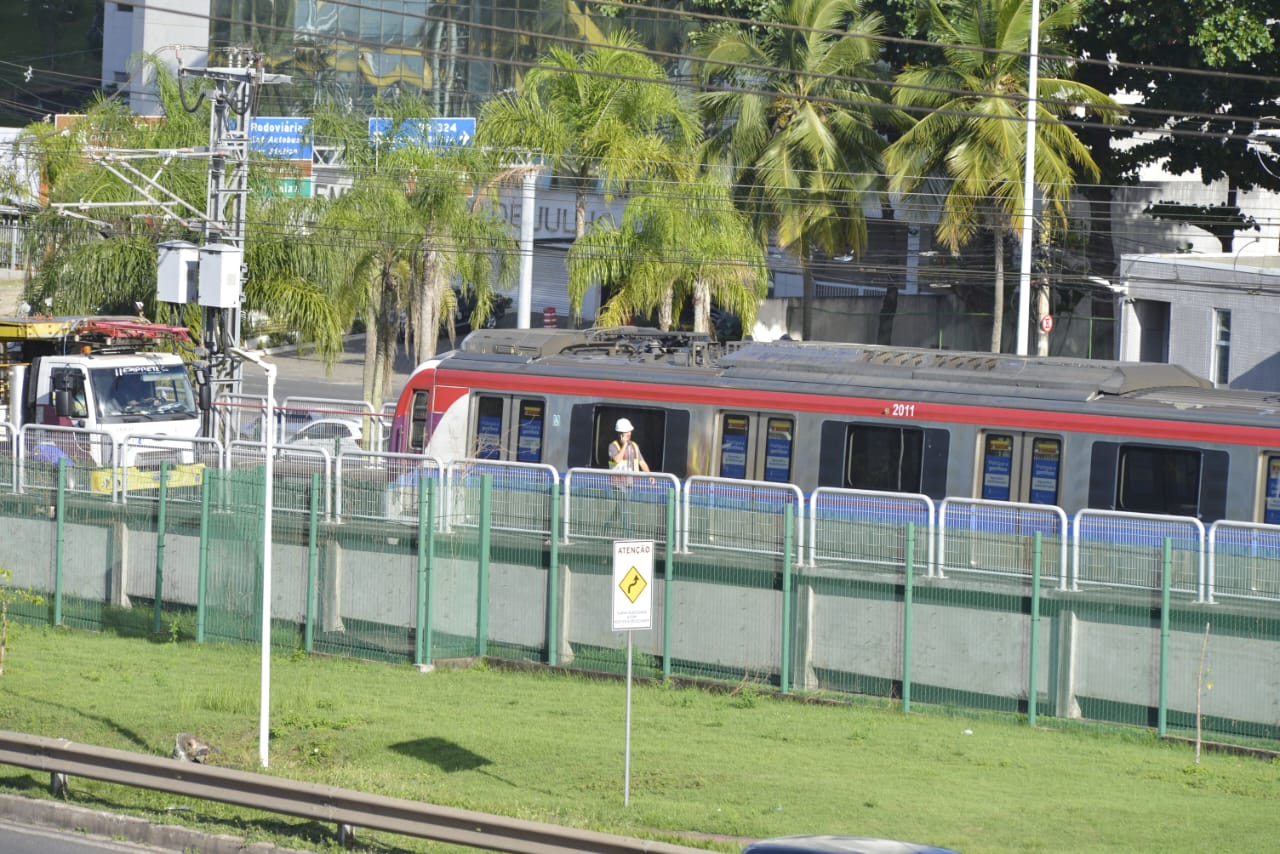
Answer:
[387,326,1280,525]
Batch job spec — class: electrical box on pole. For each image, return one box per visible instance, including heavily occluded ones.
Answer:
[198,243,243,308]
[157,241,199,305]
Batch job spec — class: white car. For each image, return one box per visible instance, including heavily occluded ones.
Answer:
[284,417,363,452]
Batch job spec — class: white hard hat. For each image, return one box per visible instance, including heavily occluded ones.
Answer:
[615,418,634,432]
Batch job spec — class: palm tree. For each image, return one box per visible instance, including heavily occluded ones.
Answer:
[313,102,519,406]
[882,0,1120,353]
[404,150,520,365]
[567,168,767,335]
[476,29,701,241]
[320,178,420,410]
[696,0,896,341]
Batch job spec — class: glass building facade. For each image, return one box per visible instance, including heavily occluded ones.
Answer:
[210,0,695,118]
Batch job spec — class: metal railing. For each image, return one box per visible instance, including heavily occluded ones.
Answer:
[0,730,709,854]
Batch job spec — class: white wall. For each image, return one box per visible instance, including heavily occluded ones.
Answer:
[100,0,208,116]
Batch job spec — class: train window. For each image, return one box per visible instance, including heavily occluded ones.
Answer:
[1029,438,1062,505]
[980,434,1014,500]
[764,417,794,483]
[592,406,665,471]
[717,413,794,483]
[1117,445,1201,516]
[720,414,750,478]
[846,425,923,492]
[408,391,430,453]
[977,433,1062,505]
[1264,454,1280,525]
[515,399,545,463]
[474,396,504,459]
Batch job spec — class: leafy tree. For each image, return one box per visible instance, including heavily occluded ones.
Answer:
[476,29,701,241]
[696,0,897,341]
[883,0,1119,352]
[567,167,767,334]
[1070,0,1280,258]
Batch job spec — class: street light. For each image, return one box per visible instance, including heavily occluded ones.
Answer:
[231,347,276,769]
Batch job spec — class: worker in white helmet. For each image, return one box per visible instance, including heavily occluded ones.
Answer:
[608,417,650,474]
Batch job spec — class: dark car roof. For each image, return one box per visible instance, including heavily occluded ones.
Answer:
[742,835,962,854]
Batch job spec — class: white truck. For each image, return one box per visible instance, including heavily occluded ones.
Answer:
[1,316,207,489]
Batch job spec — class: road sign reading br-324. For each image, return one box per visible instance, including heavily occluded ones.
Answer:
[612,540,653,631]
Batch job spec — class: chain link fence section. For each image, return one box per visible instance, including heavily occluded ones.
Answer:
[0,422,13,491]
[117,435,223,505]
[809,488,935,575]
[336,449,442,523]
[280,396,381,451]
[1207,520,1280,603]
[211,393,267,447]
[19,424,118,497]
[682,476,803,557]
[227,440,332,518]
[563,468,678,545]
[937,498,1069,587]
[447,459,559,536]
[1072,509,1206,599]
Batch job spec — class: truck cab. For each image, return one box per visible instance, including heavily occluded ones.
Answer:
[2,316,204,468]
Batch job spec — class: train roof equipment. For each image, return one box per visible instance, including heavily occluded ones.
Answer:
[452,326,1222,404]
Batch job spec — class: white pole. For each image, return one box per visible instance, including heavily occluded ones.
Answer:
[624,630,633,807]
[234,348,276,769]
[517,168,536,329]
[1016,0,1042,356]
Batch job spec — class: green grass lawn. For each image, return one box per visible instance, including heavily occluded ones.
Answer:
[0,623,1276,853]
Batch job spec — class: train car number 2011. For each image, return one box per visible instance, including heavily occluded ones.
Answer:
[886,402,917,418]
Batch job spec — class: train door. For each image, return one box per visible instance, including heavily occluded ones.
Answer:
[717,412,795,483]
[1260,453,1280,525]
[976,432,1064,506]
[470,395,547,462]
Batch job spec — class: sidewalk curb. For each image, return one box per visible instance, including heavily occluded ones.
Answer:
[0,792,310,853]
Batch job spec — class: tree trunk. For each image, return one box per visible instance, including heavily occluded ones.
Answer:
[575,175,588,240]
[991,227,1005,354]
[693,277,711,335]
[1220,184,1238,252]
[361,285,380,410]
[658,293,672,331]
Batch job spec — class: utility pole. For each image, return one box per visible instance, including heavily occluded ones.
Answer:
[178,51,289,438]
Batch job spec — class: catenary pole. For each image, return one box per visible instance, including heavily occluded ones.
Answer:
[1015,0,1042,356]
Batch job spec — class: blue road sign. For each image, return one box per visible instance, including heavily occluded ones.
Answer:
[249,117,312,160]
[367,117,476,149]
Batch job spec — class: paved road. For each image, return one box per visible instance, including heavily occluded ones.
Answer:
[0,819,175,854]
[238,335,419,405]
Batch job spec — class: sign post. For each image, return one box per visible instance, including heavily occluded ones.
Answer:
[612,539,653,807]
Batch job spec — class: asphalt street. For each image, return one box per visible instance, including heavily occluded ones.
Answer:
[237,334,419,404]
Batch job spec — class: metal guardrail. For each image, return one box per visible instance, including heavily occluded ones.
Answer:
[0,730,710,854]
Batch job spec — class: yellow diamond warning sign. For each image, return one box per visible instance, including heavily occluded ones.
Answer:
[612,540,653,631]
[619,567,647,603]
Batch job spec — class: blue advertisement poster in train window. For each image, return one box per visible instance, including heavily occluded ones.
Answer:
[981,435,1012,500]
[1029,438,1062,505]
[720,414,749,479]
[1266,456,1280,525]
[476,414,502,459]
[764,418,794,483]
[516,402,543,463]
